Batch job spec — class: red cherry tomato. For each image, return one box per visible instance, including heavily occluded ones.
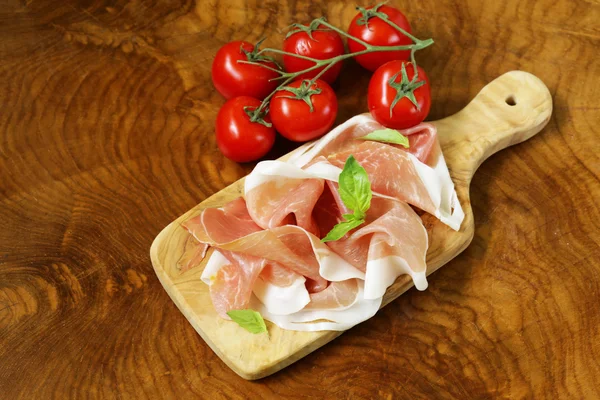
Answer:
[216,96,276,162]
[348,5,413,72]
[367,61,431,129]
[270,80,338,142]
[283,25,345,84]
[211,41,280,100]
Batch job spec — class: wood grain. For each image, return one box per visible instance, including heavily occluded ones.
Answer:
[1,0,599,398]
[151,70,552,380]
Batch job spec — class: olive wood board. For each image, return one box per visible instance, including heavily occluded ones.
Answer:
[150,70,552,380]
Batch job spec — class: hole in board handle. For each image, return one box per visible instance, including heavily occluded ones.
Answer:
[505,96,517,106]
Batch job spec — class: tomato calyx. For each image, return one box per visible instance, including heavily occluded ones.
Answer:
[286,17,330,40]
[355,2,387,28]
[275,80,322,112]
[388,62,427,116]
[239,38,281,68]
[244,105,273,128]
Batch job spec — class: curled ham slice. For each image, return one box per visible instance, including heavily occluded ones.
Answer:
[201,250,270,318]
[304,279,359,310]
[181,114,464,332]
[184,198,327,289]
[290,115,463,230]
[185,197,364,320]
[252,280,382,331]
[243,160,430,303]
[202,250,311,317]
[289,114,437,167]
[246,177,324,236]
[327,198,429,297]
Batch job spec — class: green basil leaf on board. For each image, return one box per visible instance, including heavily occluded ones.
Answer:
[226,309,268,334]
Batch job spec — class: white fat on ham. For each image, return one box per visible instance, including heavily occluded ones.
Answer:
[250,280,383,332]
[245,160,342,194]
[249,153,463,231]
[203,250,311,316]
[287,114,379,167]
[201,249,229,285]
[401,143,464,230]
[252,275,309,316]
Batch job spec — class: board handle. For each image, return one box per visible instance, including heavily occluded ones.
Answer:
[433,70,552,183]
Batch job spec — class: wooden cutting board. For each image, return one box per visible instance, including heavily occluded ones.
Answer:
[150,70,552,380]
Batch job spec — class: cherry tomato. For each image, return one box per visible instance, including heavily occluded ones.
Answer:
[270,80,338,142]
[348,5,413,72]
[367,61,431,129]
[216,96,276,162]
[211,41,280,100]
[283,24,345,84]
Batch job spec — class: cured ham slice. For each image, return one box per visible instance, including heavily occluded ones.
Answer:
[244,160,430,296]
[184,199,328,289]
[327,198,429,297]
[182,113,465,332]
[201,250,269,318]
[330,140,463,230]
[187,197,365,321]
[202,250,311,317]
[405,123,437,163]
[245,177,324,236]
[289,114,437,166]
[304,279,359,310]
[252,280,382,331]
[289,114,463,230]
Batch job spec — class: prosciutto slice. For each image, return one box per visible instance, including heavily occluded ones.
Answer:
[202,250,311,317]
[243,160,429,299]
[289,114,437,166]
[290,115,463,230]
[245,177,324,236]
[181,113,464,332]
[327,198,429,297]
[184,198,327,288]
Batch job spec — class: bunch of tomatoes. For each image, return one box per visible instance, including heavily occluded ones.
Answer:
[211,4,432,163]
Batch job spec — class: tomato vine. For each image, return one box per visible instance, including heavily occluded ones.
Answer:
[238,4,433,120]
[238,6,434,121]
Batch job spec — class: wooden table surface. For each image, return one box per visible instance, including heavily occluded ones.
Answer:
[1,0,599,398]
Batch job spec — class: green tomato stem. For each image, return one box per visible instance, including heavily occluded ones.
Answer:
[237,60,286,75]
[317,20,374,48]
[242,14,435,124]
[251,76,295,118]
[377,15,422,44]
[308,59,339,84]
[258,48,320,62]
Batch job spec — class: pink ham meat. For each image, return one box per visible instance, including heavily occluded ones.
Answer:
[242,157,431,297]
[328,141,439,216]
[304,279,359,310]
[404,123,437,164]
[289,114,438,167]
[207,250,271,317]
[326,197,429,295]
[245,177,324,236]
[180,113,464,331]
[207,251,308,318]
[183,198,327,290]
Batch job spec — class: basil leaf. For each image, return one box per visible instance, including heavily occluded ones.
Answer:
[321,217,365,243]
[358,128,410,148]
[226,309,268,334]
[338,155,372,215]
